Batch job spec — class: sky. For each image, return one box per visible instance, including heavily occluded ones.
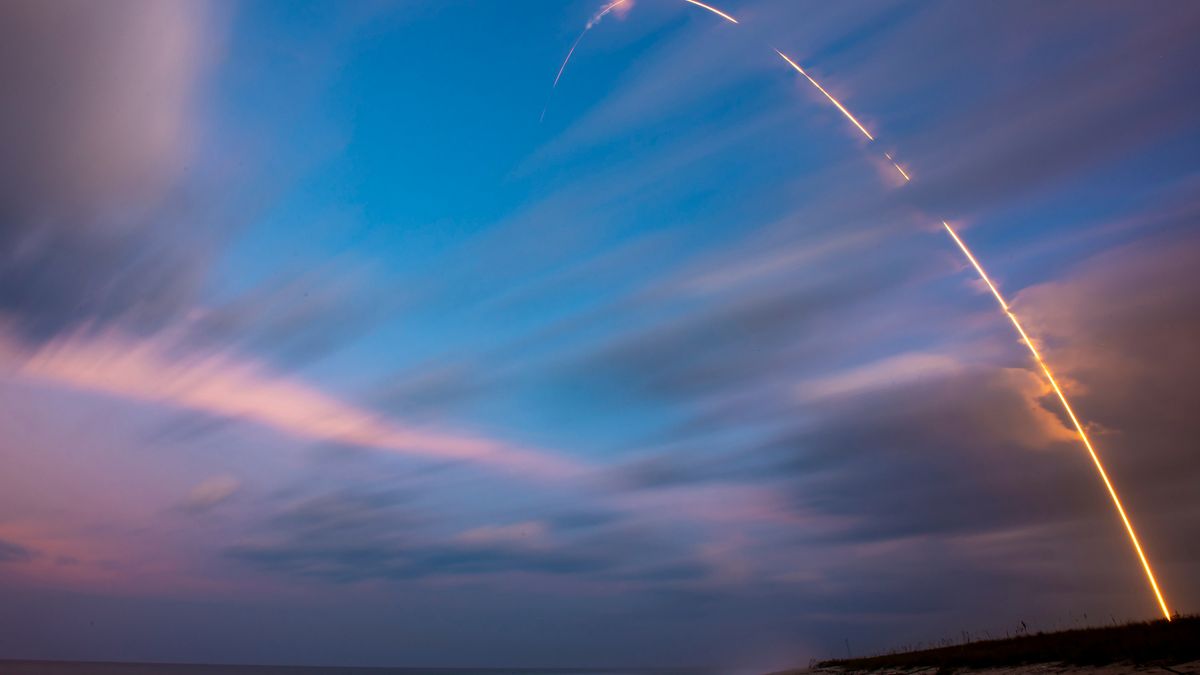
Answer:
[1,0,1199,670]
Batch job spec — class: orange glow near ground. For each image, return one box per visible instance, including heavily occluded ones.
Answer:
[942,221,1172,621]
[773,32,1171,619]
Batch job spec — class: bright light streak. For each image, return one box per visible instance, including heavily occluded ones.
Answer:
[943,221,1172,622]
[771,37,1169,617]
[885,153,911,181]
[682,0,739,24]
[775,49,874,141]
[551,37,584,90]
[542,0,632,122]
[540,2,1174,621]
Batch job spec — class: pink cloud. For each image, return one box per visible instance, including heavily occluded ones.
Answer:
[2,327,580,479]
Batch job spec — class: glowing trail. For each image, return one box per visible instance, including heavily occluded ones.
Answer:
[885,153,911,181]
[540,1,1173,620]
[775,49,875,140]
[543,0,734,122]
[551,36,584,91]
[942,222,1172,620]
[541,0,631,122]
[771,39,1171,619]
[682,0,739,24]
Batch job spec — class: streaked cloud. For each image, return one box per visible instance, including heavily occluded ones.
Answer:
[181,475,242,513]
[2,327,579,478]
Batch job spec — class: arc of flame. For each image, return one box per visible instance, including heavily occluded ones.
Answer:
[772,42,1172,620]
[542,0,1174,622]
[942,221,1171,621]
[776,49,874,141]
[541,0,632,123]
[682,0,739,24]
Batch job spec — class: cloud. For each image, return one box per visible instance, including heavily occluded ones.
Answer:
[855,2,1200,217]
[188,262,406,370]
[1013,230,1200,545]
[0,538,35,564]
[0,0,208,219]
[795,352,962,403]
[1,326,580,479]
[226,491,613,583]
[0,0,217,340]
[782,366,1087,543]
[180,475,241,513]
[456,521,549,547]
[573,265,912,407]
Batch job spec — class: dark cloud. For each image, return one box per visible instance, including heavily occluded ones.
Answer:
[873,2,1200,217]
[604,362,1093,543]
[781,368,1094,543]
[600,226,1200,617]
[0,538,34,564]
[225,490,616,583]
[0,1,389,372]
[1015,231,1200,602]
[573,254,922,409]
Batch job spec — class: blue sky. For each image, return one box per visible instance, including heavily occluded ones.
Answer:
[1,0,1199,670]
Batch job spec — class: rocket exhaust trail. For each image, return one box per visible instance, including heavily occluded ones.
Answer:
[539,0,1173,620]
[942,222,1172,621]
[542,0,734,122]
[552,36,585,91]
[775,50,874,140]
[770,41,1171,619]
[885,153,911,181]
[682,0,739,24]
[541,0,631,123]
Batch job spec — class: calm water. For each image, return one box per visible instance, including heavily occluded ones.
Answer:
[0,664,723,675]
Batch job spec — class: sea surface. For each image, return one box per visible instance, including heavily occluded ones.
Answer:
[0,663,723,675]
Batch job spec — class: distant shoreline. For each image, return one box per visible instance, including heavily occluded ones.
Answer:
[0,663,714,675]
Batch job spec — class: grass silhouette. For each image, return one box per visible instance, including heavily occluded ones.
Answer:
[811,615,1199,672]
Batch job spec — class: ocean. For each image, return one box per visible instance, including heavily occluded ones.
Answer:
[0,664,722,675]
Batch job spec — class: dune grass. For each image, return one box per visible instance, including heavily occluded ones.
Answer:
[813,615,1199,672]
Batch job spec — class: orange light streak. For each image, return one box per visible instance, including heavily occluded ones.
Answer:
[540,1,1175,621]
[942,221,1171,621]
[775,49,874,141]
[682,0,739,24]
[770,36,1170,618]
[885,153,911,181]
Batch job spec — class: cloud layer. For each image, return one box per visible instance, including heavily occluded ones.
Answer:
[1,0,1198,669]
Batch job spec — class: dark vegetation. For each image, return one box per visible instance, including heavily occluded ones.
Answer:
[811,615,1199,672]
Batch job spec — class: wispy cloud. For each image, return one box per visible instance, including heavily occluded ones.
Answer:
[2,327,579,479]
